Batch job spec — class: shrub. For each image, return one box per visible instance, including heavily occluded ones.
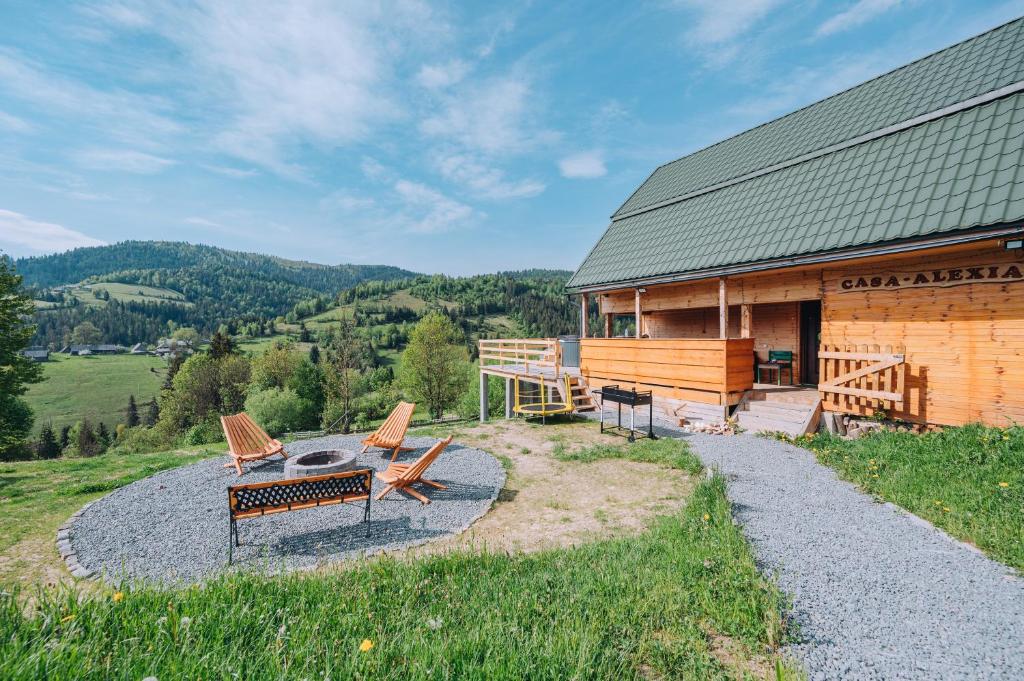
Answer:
[245,387,315,436]
[182,417,225,446]
[457,366,504,420]
[108,426,174,455]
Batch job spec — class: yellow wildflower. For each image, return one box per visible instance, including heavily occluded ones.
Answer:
[359,639,374,652]
[998,482,1010,488]
[702,513,710,521]
[112,591,124,603]
[943,507,951,513]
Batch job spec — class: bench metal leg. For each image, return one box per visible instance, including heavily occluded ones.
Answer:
[364,496,372,538]
[228,519,238,565]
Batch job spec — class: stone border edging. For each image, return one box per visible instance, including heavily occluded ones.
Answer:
[56,500,97,580]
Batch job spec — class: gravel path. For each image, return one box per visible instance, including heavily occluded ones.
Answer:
[69,435,503,584]
[682,432,1024,680]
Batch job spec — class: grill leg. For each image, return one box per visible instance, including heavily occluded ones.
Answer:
[649,403,657,440]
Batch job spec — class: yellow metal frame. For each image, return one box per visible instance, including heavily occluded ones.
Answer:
[513,374,574,418]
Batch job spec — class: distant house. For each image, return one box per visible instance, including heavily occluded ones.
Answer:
[130,343,148,354]
[154,338,194,359]
[60,343,125,355]
[21,347,49,362]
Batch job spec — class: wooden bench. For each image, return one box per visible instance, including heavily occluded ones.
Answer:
[227,469,372,564]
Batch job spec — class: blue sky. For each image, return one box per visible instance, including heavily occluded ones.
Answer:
[1,0,1023,274]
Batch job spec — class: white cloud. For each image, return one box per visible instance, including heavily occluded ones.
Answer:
[394,180,475,233]
[320,190,377,212]
[420,74,557,155]
[202,164,258,179]
[74,148,177,174]
[0,110,32,133]
[184,216,227,229]
[0,209,105,254]
[416,60,470,89]
[816,0,902,38]
[435,152,544,199]
[360,156,393,182]
[558,150,607,179]
[118,1,444,177]
[0,49,181,146]
[673,0,783,46]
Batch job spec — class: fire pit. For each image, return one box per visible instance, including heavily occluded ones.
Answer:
[283,449,358,479]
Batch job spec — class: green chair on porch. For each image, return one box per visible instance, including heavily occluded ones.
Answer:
[757,350,794,385]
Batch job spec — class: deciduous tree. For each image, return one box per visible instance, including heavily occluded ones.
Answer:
[399,313,469,420]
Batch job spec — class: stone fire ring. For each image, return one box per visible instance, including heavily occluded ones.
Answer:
[284,449,357,479]
[61,434,505,584]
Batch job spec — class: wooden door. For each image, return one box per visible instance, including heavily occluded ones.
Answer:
[800,300,821,385]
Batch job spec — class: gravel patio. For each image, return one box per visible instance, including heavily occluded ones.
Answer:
[67,435,504,584]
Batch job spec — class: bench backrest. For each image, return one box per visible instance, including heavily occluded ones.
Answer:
[221,413,277,456]
[768,350,793,362]
[229,469,372,520]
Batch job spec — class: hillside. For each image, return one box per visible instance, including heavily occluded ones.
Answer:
[17,241,417,346]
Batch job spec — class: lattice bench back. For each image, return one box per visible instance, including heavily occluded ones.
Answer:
[227,469,373,563]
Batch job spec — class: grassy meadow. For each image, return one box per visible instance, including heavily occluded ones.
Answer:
[0,445,224,583]
[783,424,1024,571]
[0,475,794,679]
[23,354,167,434]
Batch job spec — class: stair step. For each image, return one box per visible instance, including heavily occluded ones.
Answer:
[745,398,811,413]
[743,402,810,421]
[736,412,807,436]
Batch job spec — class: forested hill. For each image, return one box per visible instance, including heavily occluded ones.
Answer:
[18,241,417,347]
[15,241,414,290]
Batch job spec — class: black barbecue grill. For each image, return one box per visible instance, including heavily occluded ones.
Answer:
[596,385,657,442]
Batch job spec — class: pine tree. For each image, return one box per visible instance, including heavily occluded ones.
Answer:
[77,419,100,457]
[208,330,236,359]
[36,423,60,459]
[96,422,110,451]
[309,344,320,364]
[59,425,71,451]
[145,398,159,426]
[126,394,140,427]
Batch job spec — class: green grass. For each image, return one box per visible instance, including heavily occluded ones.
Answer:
[23,354,167,434]
[35,282,191,309]
[0,475,794,680]
[0,446,223,581]
[779,424,1024,571]
[552,435,704,474]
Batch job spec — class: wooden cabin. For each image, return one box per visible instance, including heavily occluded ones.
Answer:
[481,19,1024,432]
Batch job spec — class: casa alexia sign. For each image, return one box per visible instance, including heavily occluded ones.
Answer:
[838,262,1024,292]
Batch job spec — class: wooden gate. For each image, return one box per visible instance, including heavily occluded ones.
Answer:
[818,344,905,414]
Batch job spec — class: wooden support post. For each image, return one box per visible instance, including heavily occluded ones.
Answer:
[580,293,589,338]
[505,377,513,419]
[605,313,613,338]
[635,289,642,339]
[479,372,489,422]
[718,278,729,339]
[740,304,752,339]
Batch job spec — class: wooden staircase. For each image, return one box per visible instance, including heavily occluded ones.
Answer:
[733,386,821,437]
[561,374,597,413]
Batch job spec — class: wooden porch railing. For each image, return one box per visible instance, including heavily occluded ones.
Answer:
[478,338,559,374]
[818,344,905,413]
[579,337,755,405]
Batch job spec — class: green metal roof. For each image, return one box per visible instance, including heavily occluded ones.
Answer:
[569,19,1024,291]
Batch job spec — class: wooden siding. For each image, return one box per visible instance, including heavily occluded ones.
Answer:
[599,268,821,314]
[579,338,755,405]
[821,245,1024,426]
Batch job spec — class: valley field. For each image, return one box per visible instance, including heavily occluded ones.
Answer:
[23,354,166,434]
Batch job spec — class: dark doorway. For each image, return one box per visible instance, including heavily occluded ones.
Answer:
[799,300,822,385]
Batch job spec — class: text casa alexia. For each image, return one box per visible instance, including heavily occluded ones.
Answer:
[839,263,1023,292]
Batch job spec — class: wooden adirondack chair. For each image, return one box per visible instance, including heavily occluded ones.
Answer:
[361,401,416,461]
[374,436,453,504]
[220,413,287,476]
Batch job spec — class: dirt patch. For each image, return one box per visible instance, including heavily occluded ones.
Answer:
[411,419,694,555]
[0,537,73,588]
